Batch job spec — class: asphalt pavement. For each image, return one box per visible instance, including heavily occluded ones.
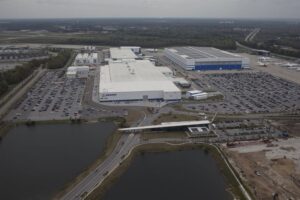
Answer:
[61,134,140,200]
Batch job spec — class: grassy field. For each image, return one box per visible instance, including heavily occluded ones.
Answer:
[98,116,127,127]
[171,104,199,113]
[141,131,187,140]
[153,113,200,125]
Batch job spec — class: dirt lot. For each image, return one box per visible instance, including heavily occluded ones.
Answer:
[272,120,300,137]
[224,138,300,200]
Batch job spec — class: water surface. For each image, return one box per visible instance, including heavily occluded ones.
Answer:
[0,122,115,200]
[104,150,232,200]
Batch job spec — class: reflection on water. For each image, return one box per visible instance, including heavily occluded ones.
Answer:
[0,122,115,200]
[104,150,232,200]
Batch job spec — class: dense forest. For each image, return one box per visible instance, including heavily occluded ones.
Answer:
[14,33,237,49]
[0,18,250,49]
[47,49,72,69]
[0,49,71,97]
[0,18,299,55]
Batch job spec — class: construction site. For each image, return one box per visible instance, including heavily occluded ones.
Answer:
[224,137,300,200]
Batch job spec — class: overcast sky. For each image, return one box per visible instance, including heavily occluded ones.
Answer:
[0,0,299,19]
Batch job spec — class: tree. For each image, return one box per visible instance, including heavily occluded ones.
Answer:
[0,74,9,96]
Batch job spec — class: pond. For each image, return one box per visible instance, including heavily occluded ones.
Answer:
[0,122,115,200]
[104,150,232,200]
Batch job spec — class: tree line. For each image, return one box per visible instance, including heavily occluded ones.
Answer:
[0,49,72,97]
[240,41,300,58]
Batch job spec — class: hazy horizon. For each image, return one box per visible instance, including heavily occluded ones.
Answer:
[0,0,299,19]
[0,17,299,21]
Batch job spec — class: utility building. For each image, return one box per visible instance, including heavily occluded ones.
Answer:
[66,66,89,78]
[164,46,249,71]
[99,60,181,102]
[74,53,99,66]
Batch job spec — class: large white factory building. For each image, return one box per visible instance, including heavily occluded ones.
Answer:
[99,59,181,102]
[164,46,249,71]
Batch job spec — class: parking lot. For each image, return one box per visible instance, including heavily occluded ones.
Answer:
[182,72,300,114]
[6,70,86,121]
[211,119,283,143]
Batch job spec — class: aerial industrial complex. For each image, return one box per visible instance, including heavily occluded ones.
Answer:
[2,14,300,200]
[98,47,181,102]
[3,42,300,200]
[164,46,249,70]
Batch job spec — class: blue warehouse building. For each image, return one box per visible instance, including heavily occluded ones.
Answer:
[164,47,249,71]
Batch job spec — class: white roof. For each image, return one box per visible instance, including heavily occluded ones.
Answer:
[120,46,141,49]
[68,66,89,70]
[187,90,202,94]
[156,67,173,73]
[192,92,208,96]
[110,48,137,60]
[119,120,210,131]
[66,71,77,75]
[172,77,189,84]
[67,66,89,72]
[76,54,83,59]
[99,60,180,93]
[165,47,244,63]
[75,53,98,62]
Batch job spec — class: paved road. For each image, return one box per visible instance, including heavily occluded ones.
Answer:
[61,134,140,200]
[245,28,261,42]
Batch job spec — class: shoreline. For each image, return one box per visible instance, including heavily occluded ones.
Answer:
[82,142,252,200]
[0,116,125,138]
[0,120,121,200]
[0,122,13,139]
